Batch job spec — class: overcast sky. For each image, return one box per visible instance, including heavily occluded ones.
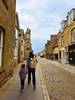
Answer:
[16,0,75,53]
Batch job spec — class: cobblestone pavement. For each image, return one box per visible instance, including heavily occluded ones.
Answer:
[38,57,75,100]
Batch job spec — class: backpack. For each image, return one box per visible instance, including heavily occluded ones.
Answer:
[30,58,37,68]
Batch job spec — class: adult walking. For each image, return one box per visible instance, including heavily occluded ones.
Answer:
[27,51,34,84]
[27,51,37,89]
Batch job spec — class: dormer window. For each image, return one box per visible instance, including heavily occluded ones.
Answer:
[71,9,75,21]
[61,20,67,32]
[67,12,71,25]
[67,9,75,25]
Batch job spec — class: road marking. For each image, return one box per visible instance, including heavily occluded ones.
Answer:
[38,65,50,100]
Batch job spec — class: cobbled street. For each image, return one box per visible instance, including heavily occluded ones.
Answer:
[38,57,75,100]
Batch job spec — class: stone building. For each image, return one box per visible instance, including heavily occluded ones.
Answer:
[39,49,45,58]
[14,12,20,64]
[58,8,75,65]
[45,35,58,60]
[45,40,52,59]
[51,35,58,60]
[24,28,31,59]
[0,0,16,86]
[18,29,25,63]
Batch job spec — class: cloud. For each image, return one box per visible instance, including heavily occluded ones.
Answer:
[16,0,75,52]
[16,0,48,11]
[31,37,47,53]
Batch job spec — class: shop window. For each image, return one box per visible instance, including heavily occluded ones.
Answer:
[2,0,8,10]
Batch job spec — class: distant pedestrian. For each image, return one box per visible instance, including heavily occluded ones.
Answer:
[19,64,26,92]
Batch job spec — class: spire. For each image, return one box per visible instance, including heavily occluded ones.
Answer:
[26,27,31,34]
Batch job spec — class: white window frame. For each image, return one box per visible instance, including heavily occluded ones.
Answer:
[0,28,3,67]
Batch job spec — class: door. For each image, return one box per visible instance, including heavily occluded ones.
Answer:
[69,51,75,65]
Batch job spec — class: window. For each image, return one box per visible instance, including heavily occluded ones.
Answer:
[2,0,8,10]
[18,34,21,37]
[0,30,1,46]
[71,9,75,21]
[15,28,18,39]
[0,27,4,67]
[71,28,75,43]
[61,36,64,46]
[67,12,71,25]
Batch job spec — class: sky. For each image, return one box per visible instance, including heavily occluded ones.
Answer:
[16,0,75,53]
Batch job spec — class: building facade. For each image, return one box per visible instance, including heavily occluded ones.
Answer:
[45,40,52,59]
[18,29,25,63]
[14,12,20,64]
[0,0,16,86]
[39,49,45,58]
[24,28,31,59]
[45,35,58,60]
[52,35,58,60]
[58,8,75,65]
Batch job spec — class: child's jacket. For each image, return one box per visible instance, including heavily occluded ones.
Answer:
[19,68,26,80]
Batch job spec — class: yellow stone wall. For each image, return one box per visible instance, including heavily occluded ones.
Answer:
[58,21,75,61]
[58,31,62,51]
[53,47,58,54]
[45,41,53,59]
[0,0,16,87]
[58,31,61,61]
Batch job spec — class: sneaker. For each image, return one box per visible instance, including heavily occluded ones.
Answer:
[21,89,24,92]
[33,85,36,90]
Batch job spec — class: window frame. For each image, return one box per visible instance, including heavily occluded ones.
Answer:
[0,26,5,67]
[2,0,8,10]
[71,28,75,43]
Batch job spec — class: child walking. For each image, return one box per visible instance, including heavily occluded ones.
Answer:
[19,64,26,92]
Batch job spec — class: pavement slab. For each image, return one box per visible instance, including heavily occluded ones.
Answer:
[0,64,44,100]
